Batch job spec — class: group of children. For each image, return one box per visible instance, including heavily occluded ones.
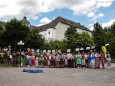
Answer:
[16,49,111,69]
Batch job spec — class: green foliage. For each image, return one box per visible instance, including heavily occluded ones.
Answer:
[65,25,78,51]
[65,25,94,51]
[0,18,44,50]
[0,22,6,38]
[25,29,45,49]
[0,18,30,48]
[92,22,105,50]
[110,36,115,57]
[92,22,115,57]
[110,22,115,35]
[77,33,94,49]
[65,25,77,38]
[43,40,67,52]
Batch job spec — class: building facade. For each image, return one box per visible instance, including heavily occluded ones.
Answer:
[37,16,92,42]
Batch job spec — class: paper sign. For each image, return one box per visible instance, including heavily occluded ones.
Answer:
[75,48,79,51]
[86,47,90,50]
[67,49,71,52]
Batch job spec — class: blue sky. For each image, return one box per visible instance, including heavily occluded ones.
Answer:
[0,0,115,30]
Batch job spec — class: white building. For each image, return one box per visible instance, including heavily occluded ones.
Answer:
[37,16,92,42]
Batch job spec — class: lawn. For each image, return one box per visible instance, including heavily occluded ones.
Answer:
[0,63,13,68]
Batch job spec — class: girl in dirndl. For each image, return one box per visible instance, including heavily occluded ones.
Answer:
[26,54,30,67]
[106,51,111,68]
[76,51,82,68]
[35,55,39,67]
[47,54,51,67]
[81,52,86,68]
[95,52,100,69]
[31,55,35,66]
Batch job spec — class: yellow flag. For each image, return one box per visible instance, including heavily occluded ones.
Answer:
[102,46,107,54]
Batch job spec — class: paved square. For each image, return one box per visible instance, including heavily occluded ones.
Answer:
[0,64,115,86]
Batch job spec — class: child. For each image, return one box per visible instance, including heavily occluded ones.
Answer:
[76,51,82,68]
[106,51,111,68]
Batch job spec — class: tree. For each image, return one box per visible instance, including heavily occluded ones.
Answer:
[65,25,77,38]
[25,29,45,49]
[0,18,30,50]
[0,21,5,35]
[110,22,115,35]
[43,40,67,52]
[77,33,94,49]
[0,22,6,47]
[65,25,78,51]
[92,22,115,57]
[65,25,94,52]
[92,22,105,50]
[110,36,115,57]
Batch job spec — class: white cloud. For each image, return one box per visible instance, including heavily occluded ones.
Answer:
[98,13,104,17]
[0,0,114,21]
[87,12,95,18]
[37,17,51,26]
[102,19,115,28]
[88,23,94,31]
[88,24,93,27]
[89,26,94,31]
[91,13,104,21]
[40,17,51,24]
[89,19,115,31]
[96,0,114,8]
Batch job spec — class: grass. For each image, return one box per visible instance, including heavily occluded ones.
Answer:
[0,63,13,68]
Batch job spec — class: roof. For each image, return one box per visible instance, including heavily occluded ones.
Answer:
[37,16,91,32]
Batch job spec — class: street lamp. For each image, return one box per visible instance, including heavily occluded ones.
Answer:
[17,41,24,67]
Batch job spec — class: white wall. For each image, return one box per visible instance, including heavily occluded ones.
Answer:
[47,28,56,40]
[55,22,69,41]
[39,28,56,42]
[77,28,83,33]
[77,28,92,36]
[39,31,47,39]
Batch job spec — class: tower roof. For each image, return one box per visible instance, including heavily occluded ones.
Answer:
[21,16,30,25]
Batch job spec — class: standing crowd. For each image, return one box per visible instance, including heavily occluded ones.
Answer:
[3,49,111,69]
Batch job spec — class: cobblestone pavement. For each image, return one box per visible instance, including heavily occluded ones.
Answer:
[0,64,115,86]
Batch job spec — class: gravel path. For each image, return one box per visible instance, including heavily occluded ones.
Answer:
[0,64,115,86]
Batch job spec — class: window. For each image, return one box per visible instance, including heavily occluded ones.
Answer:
[48,31,50,34]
